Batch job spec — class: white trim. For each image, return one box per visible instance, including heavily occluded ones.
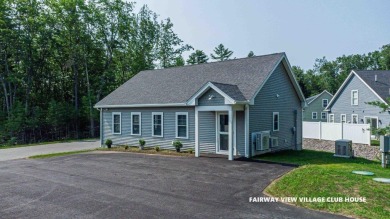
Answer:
[273,112,279,131]
[244,104,249,158]
[94,103,186,108]
[130,112,142,135]
[196,106,232,111]
[351,90,359,106]
[195,108,199,157]
[312,112,318,120]
[351,114,359,124]
[175,112,189,139]
[186,82,248,105]
[152,112,164,137]
[228,108,233,161]
[112,112,122,134]
[340,114,346,123]
[364,116,379,128]
[328,114,335,123]
[306,90,333,105]
[234,110,237,156]
[216,112,229,155]
[322,99,328,108]
[325,70,387,110]
[321,112,327,120]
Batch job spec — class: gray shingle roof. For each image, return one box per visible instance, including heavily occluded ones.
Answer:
[210,82,247,101]
[95,53,284,107]
[354,70,390,102]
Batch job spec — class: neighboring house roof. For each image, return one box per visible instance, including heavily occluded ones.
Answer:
[354,70,390,103]
[305,90,333,105]
[325,70,390,110]
[95,52,305,108]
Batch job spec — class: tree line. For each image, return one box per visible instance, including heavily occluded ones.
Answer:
[0,0,389,145]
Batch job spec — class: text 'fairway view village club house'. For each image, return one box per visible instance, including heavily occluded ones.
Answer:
[95,53,306,160]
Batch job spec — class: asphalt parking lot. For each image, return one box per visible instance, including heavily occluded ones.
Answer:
[0,152,346,219]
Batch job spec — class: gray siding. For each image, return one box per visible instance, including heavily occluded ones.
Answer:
[198,88,225,106]
[249,63,303,156]
[198,111,216,154]
[303,92,333,122]
[236,111,245,156]
[329,74,390,127]
[102,107,195,150]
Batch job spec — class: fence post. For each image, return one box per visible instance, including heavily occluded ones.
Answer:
[341,122,344,139]
[319,121,322,140]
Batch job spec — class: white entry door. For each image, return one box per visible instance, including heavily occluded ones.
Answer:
[217,113,229,154]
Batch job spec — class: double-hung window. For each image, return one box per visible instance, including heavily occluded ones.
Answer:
[176,112,188,138]
[152,112,163,137]
[131,112,141,135]
[351,90,358,105]
[312,112,317,120]
[322,99,328,107]
[321,112,327,120]
[352,114,358,124]
[273,112,279,131]
[340,114,346,123]
[328,114,335,123]
[112,112,121,134]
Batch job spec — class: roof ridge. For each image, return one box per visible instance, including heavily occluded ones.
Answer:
[140,52,285,73]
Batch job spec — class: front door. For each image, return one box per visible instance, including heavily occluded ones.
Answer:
[217,113,229,153]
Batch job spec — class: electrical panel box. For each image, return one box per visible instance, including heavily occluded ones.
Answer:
[380,136,390,152]
[334,139,353,158]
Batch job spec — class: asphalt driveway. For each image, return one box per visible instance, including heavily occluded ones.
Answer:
[0,140,99,161]
[0,152,346,219]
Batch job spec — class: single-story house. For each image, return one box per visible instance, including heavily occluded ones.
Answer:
[94,53,306,160]
[325,70,390,129]
[303,90,333,122]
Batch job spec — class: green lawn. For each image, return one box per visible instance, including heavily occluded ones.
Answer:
[29,149,95,159]
[0,138,98,150]
[256,150,390,219]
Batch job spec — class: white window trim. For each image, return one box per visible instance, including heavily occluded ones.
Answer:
[351,90,358,105]
[312,112,318,120]
[273,112,279,131]
[351,114,359,124]
[130,112,141,135]
[176,112,189,139]
[321,112,327,119]
[322,99,328,108]
[112,112,121,134]
[328,114,335,123]
[152,112,164,137]
[340,114,346,123]
[364,116,379,128]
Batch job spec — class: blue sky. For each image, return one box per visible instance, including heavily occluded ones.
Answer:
[137,0,390,69]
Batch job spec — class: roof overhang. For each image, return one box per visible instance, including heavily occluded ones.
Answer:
[94,103,187,109]
[325,70,388,111]
[186,82,249,106]
[306,90,333,105]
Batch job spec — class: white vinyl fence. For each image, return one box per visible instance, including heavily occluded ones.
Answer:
[303,121,371,144]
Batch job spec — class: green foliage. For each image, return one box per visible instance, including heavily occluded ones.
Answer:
[0,0,190,144]
[187,50,209,64]
[105,139,112,148]
[139,139,146,146]
[124,145,129,150]
[247,51,254,57]
[155,146,160,152]
[210,43,233,61]
[188,148,194,154]
[172,140,183,149]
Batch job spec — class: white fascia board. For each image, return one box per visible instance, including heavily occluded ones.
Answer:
[94,103,187,108]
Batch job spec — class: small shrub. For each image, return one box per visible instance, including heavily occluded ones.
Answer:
[124,145,129,150]
[105,139,113,148]
[139,139,145,150]
[7,137,17,146]
[188,148,194,154]
[155,146,160,152]
[172,140,183,152]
